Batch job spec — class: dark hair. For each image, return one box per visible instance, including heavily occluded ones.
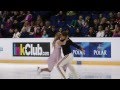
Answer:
[61,31,68,37]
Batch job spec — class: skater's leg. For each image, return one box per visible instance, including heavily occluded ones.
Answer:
[57,54,70,79]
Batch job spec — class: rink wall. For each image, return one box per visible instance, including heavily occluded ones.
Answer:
[0,38,120,65]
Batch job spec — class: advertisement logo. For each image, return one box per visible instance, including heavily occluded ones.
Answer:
[94,44,107,56]
[71,42,111,58]
[13,43,50,57]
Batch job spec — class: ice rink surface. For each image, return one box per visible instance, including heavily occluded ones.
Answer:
[0,63,120,79]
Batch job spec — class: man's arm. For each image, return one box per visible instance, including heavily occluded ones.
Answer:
[69,39,85,54]
[69,39,83,50]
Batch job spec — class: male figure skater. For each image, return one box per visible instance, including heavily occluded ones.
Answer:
[57,31,85,79]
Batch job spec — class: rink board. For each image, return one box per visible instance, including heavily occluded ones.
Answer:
[0,38,120,65]
[0,60,120,66]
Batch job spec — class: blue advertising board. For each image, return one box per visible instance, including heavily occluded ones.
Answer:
[71,42,111,58]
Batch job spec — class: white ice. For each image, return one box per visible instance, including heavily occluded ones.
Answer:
[0,63,120,79]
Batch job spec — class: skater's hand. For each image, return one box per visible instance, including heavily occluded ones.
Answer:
[81,48,85,55]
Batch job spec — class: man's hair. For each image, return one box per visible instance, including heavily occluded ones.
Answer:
[61,31,68,37]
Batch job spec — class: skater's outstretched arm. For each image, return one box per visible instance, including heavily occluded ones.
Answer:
[69,39,85,54]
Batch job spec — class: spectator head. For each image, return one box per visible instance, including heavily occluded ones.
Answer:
[1,24,4,29]
[105,27,110,31]
[59,11,63,15]
[105,27,110,33]
[109,12,113,18]
[31,21,35,26]
[115,24,119,30]
[43,30,47,35]
[13,11,18,16]
[37,15,42,21]
[100,17,107,24]
[99,14,103,18]
[89,27,94,31]
[76,28,80,33]
[79,15,83,21]
[27,11,31,14]
[94,19,98,24]
[20,11,24,15]
[98,26,103,31]
[7,19,11,23]
[14,20,18,24]
[14,28,18,33]
[40,22,44,27]
[24,21,30,27]
[84,21,89,27]
[89,27,94,34]
[117,12,120,17]
[36,29,40,33]
[66,28,70,34]
[52,26,55,31]
[115,24,120,32]
[85,16,90,21]
[9,28,14,33]
[59,28,62,32]
[45,21,51,27]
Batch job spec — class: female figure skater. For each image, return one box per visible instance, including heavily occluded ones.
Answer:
[37,32,68,73]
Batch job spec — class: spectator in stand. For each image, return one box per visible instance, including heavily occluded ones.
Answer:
[66,11,76,16]
[12,11,19,20]
[42,30,48,38]
[76,15,84,28]
[96,26,105,37]
[29,26,35,38]
[12,20,20,30]
[74,28,81,37]
[104,27,113,37]
[69,15,84,29]
[108,12,116,22]
[13,28,20,38]
[5,19,12,31]
[35,15,43,28]
[58,28,63,33]
[0,11,120,38]
[17,11,26,22]
[99,13,103,22]
[93,19,99,33]
[7,28,14,38]
[49,26,56,37]
[107,19,116,30]
[25,11,32,23]
[113,24,120,37]
[34,28,43,38]
[0,24,6,38]
[87,27,96,37]
[27,21,35,38]
[115,12,120,24]
[84,16,93,27]
[56,11,65,22]
[45,20,51,35]
[100,17,108,30]
[82,21,89,37]
[66,28,71,37]
[21,21,31,33]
